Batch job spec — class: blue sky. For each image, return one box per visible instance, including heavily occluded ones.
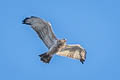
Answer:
[0,0,120,80]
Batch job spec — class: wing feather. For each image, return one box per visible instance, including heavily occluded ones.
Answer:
[56,44,86,61]
[23,16,57,49]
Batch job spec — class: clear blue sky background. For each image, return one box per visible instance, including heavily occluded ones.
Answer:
[0,0,120,80]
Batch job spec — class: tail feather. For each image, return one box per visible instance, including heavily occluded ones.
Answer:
[39,52,52,63]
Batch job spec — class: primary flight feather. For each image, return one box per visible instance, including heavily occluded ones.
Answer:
[23,16,86,64]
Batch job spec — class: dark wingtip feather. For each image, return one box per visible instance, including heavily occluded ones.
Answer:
[22,16,38,24]
[22,17,30,24]
[80,59,85,64]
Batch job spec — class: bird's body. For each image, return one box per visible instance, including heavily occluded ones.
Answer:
[23,16,86,64]
[46,39,66,55]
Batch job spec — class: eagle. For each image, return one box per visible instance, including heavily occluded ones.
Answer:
[23,16,86,64]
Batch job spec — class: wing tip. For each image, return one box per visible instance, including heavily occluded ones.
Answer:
[80,59,85,64]
[22,17,29,24]
[22,16,38,25]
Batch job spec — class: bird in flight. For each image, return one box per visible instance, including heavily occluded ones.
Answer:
[23,16,86,64]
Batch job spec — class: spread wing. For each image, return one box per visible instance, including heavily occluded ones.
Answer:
[23,16,57,49]
[56,44,86,63]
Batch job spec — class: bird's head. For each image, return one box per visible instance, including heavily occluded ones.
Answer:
[57,39,67,47]
[60,38,67,43]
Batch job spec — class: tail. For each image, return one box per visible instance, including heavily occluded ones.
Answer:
[38,52,52,63]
